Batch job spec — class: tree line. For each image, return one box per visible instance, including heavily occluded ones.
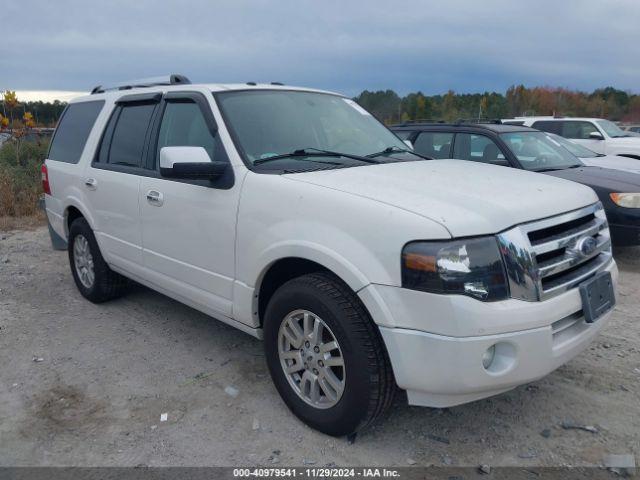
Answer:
[2,85,640,128]
[0,99,66,127]
[354,85,640,125]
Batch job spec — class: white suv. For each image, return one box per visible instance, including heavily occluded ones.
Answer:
[504,116,640,160]
[44,76,618,436]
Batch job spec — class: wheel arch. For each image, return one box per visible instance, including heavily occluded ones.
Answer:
[63,199,96,238]
[252,246,372,328]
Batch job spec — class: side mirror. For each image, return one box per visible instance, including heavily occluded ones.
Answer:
[159,146,227,179]
[588,131,604,140]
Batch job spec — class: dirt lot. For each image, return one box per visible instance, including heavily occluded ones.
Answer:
[0,226,638,468]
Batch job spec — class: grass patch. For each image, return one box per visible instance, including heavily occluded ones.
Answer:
[0,139,48,217]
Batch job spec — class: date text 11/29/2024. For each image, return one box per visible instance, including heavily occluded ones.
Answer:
[232,468,400,478]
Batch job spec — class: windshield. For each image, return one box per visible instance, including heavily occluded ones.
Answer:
[597,119,629,138]
[215,90,407,165]
[546,133,599,158]
[500,131,584,171]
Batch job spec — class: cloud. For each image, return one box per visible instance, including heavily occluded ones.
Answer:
[2,0,639,97]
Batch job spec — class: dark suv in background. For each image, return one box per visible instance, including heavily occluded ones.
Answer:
[392,122,640,246]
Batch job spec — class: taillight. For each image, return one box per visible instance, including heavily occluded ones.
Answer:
[41,163,51,195]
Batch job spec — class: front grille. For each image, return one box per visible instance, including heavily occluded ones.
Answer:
[497,203,613,301]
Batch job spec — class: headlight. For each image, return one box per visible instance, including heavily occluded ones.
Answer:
[401,237,509,301]
[610,193,640,209]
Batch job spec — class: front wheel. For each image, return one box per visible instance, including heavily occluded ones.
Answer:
[263,273,395,436]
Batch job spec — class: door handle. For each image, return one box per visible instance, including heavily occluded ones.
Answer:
[145,190,164,206]
[84,178,97,190]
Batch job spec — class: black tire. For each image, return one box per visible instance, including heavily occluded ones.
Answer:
[68,217,128,303]
[263,272,395,436]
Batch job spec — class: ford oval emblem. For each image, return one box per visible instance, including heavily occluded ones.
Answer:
[575,236,598,257]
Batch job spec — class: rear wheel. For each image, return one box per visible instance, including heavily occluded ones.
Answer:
[263,272,395,436]
[68,217,128,303]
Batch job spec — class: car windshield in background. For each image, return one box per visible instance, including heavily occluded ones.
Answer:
[500,131,583,171]
[597,119,630,138]
[215,90,408,166]
[546,133,600,158]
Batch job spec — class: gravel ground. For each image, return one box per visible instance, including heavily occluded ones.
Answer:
[0,226,638,468]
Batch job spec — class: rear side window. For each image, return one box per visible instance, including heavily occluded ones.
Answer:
[99,103,156,168]
[531,121,562,135]
[48,101,105,163]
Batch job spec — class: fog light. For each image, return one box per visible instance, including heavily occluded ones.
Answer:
[482,345,496,369]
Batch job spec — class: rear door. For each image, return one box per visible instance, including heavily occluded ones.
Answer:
[83,93,160,269]
[45,100,105,240]
[139,91,240,318]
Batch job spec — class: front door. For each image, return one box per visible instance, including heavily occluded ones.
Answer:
[139,92,241,318]
[561,120,606,154]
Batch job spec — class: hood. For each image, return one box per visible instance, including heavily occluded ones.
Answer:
[607,136,640,150]
[283,160,597,237]
[580,155,640,175]
[544,166,640,192]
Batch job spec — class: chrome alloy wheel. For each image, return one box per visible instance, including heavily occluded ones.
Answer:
[278,309,346,409]
[73,234,95,288]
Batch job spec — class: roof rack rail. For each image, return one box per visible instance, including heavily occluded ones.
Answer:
[90,74,191,94]
[396,119,446,125]
[453,118,502,125]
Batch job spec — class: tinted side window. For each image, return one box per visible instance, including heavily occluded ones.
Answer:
[531,121,562,134]
[413,132,454,159]
[453,133,508,166]
[157,101,217,160]
[394,131,413,140]
[48,101,105,163]
[107,103,156,168]
[561,121,599,139]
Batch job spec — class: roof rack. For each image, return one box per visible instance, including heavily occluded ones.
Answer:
[454,118,502,125]
[395,119,446,125]
[91,74,191,94]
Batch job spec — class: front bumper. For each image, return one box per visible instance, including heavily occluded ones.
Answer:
[607,204,640,246]
[360,260,618,408]
[610,223,640,246]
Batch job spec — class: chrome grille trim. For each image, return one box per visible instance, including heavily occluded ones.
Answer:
[538,236,611,278]
[531,216,606,254]
[497,203,613,301]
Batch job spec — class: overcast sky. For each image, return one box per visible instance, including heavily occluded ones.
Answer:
[3,0,640,100]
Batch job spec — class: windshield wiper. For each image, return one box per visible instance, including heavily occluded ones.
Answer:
[253,148,381,166]
[253,149,343,166]
[366,146,432,160]
[533,167,564,172]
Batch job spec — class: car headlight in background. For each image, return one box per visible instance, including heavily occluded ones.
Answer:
[401,237,509,301]
[610,193,640,209]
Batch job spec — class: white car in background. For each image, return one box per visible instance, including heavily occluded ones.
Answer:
[503,117,640,160]
[546,132,640,174]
